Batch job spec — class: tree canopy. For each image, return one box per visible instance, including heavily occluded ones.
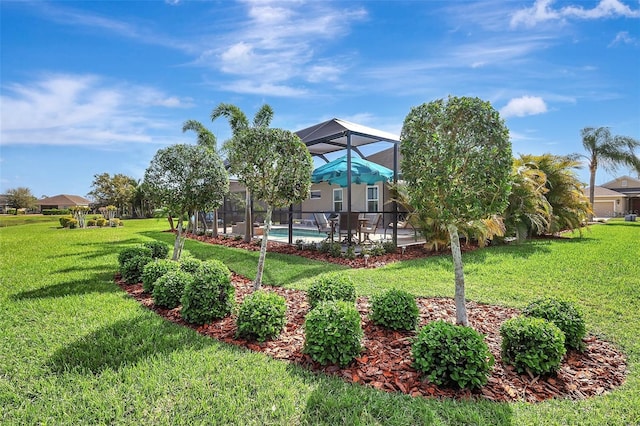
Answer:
[143,143,228,260]
[400,96,512,326]
[88,173,136,215]
[5,187,37,214]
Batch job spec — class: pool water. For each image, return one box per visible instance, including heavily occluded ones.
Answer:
[269,227,323,238]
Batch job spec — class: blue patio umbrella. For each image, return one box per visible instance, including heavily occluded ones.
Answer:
[311,155,394,187]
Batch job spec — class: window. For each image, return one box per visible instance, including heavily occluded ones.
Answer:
[367,185,379,212]
[333,188,343,212]
[310,190,321,199]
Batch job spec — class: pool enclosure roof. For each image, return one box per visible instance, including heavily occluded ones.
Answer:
[295,118,400,160]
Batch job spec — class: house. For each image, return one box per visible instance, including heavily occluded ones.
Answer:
[585,176,640,217]
[36,194,92,212]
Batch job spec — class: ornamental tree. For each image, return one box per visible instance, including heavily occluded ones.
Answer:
[224,127,313,290]
[400,96,512,326]
[5,187,37,214]
[143,143,228,260]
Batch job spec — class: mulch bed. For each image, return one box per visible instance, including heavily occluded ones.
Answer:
[117,272,627,403]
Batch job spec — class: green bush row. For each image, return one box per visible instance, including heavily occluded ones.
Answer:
[42,209,70,215]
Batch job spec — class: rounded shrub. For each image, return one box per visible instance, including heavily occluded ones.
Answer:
[500,316,566,376]
[236,290,287,342]
[121,255,153,284]
[59,215,74,228]
[87,219,97,227]
[412,320,494,389]
[118,246,153,269]
[303,301,363,366]
[370,289,419,331]
[141,259,180,293]
[180,260,234,324]
[96,217,107,227]
[180,257,203,275]
[68,218,79,229]
[523,298,586,351]
[143,241,170,260]
[307,273,356,309]
[153,270,194,309]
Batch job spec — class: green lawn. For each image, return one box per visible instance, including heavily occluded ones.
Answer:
[1,218,638,425]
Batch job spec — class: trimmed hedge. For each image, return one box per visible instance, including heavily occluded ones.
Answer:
[153,270,193,309]
[180,260,234,324]
[523,298,586,351]
[307,273,356,309]
[236,290,287,342]
[370,289,419,331]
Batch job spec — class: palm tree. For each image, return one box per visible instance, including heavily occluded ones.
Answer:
[579,127,640,220]
[211,103,274,242]
[183,119,221,236]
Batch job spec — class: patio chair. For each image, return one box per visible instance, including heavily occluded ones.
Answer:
[338,212,360,244]
[360,213,382,243]
[313,213,335,241]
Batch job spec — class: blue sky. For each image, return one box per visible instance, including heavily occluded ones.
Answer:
[1,0,639,199]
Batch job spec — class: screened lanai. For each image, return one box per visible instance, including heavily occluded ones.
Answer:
[293,118,401,245]
[215,118,402,246]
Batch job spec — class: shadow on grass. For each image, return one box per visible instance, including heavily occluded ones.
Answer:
[10,274,118,300]
[294,365,514,425]
[48,315,212,374]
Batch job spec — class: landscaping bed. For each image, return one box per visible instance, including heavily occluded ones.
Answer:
[117,274,627,403]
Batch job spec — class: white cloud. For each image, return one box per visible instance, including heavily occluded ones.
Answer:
[0,74,190,146]
[609,31,637,46]
[511,0,640,28]
[500,96,548,118]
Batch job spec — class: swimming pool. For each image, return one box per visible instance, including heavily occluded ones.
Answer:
[269,227,323,238]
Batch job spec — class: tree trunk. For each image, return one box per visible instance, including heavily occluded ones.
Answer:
[589,165,596,222]
[167,214,175,231]
[243,190,252,243]
[254,205,272,290]
[173,216,184,261]
[212,209,219,238]
[447,223,468,326]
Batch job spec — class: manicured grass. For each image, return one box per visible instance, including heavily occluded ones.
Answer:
[1,218,639,425]
[0,214,66,227]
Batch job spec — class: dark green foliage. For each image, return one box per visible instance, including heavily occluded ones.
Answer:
[68,218,79,229]
[307,274,356,309]
[412,320,494,389]
[117,246,153,269]
[141,259,180,293]
[500,316,566,375]
[153,270,194,309]
[96,217,107,227]
[382,241,397,254]
[523,298,586,351]
[59,215,74,228]
[87,219,97,227]
[370,289,419,331]
[179,257,202,274]
[121,255,153,285]
[143,241,170,260]
[180,260,234,324]
[236,290,286,342]
[303,301,363,366]
[43,209,70,215]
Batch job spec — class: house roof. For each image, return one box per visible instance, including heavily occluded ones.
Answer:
[36,194,92,206]
[601,175,640,196]
[366,147,402,171]
[583,186,627,197]
[295,118,399,157]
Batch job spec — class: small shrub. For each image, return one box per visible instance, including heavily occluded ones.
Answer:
[523,298,586,351]
[141,259,180,293]
[500,316,566,376]
[236,290,287,342]
[110,218,121,227]
[181,260,234,324]
[87,219,97,227]
[303,301,363,366]
[382,241,397,254]
[329,242,342,258]
[343,245,356,260]
[153,270,194,309]
[68,218,79,229]
[118,246,153,269]
[412,320,494,389]
[96,217,107,227]
[59,215,74,228]
[370,289,419,331]
[307,273,356,309]
[121,255,153,284]
[180,257,202,274]
[143,241,170,260]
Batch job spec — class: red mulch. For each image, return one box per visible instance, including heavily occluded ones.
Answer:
[116,273,627,403]
[185,232,456,268]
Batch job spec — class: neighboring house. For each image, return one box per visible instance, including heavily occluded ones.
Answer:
[585,176,640,217]
[0,194,10,213]
[36,194,91,212]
